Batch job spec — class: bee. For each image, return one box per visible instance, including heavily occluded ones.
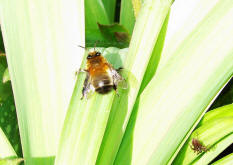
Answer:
[78,47,127,99]
[190,138,209,154]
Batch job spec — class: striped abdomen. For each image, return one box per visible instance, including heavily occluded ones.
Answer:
[92,74,113,94]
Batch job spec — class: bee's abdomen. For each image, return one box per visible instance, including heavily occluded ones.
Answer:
[93,75,113,94]
[95,85,113,94]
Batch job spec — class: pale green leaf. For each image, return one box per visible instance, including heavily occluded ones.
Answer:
[97,0,173,164]
[198,104,233,127]
[192,133,233,165]
[114,0,233,164]
[0,0,85,164]
[0,158,23,165]
[55,47,127,165]
[161,0,224,69]
[174,105,233,164]
[139,10,170,93]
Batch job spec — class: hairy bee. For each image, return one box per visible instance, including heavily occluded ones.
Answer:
[79,48,126,99]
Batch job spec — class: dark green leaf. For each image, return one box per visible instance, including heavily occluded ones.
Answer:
[85,0,110,46]
[102,0,117,23]
[0,56,11,101]
[98,23,130,47]
[2,68,10,83]
[0,56,22,157]
[0,28,5,53]
[120,0,135,34]
[210,77,233,109]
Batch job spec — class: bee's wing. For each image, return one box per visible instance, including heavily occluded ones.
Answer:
[82,73,95,99]
[110,67,128,89]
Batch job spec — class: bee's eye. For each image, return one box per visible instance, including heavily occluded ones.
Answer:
[87,55,92,59]
[96,52,101,56]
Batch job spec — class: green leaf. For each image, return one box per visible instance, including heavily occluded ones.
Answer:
[0,55,21,157]
[114,0,233,164]
[2,68,10,83]
[85,0,111,45]
[120,0,136,34]
[159,0,226,70]
[139,10,170,93]
[102,0,117,23]
[97,0,173,164]
[0,94,22,157]
[198,104,233,127]
[0,29,5,53]
[98,23,130,48]
[0,56,11,102]
[173,108,233,164]
[192,132,233,165]
[0,0,85,164]
[55,47,127,165]
[85,0,110,27]
[0,158,23,165]
[179,104,233,165]
[111,10,170,165]
[112,12,170,165]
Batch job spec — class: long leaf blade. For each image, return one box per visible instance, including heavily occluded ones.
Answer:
[0,0,85,164]
[102,0,117,23]
[55,47,127,165]
[115,0,233,164]
[174,104,233,164]
[97,0,173,164]
[120,0,135,34]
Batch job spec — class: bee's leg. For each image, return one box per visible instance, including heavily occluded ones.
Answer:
[203,145,209,152]
[113,84,117,90]
[75,68,88,76]
[111,69,123,85]
[111,68,127,91]
[116,67,127,84]
[189,144,194,150]
[113,85,119,97]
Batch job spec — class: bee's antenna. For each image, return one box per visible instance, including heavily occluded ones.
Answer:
[94,43,96,51]
[77,45,87,51]
[94,40,99,51]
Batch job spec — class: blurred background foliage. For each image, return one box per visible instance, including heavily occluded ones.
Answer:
[0,28,5,53]
[0,29,22,157]
[210,78,233,110]
[85,0,133,48]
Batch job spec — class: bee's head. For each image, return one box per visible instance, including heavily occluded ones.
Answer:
[87,51,101,59]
